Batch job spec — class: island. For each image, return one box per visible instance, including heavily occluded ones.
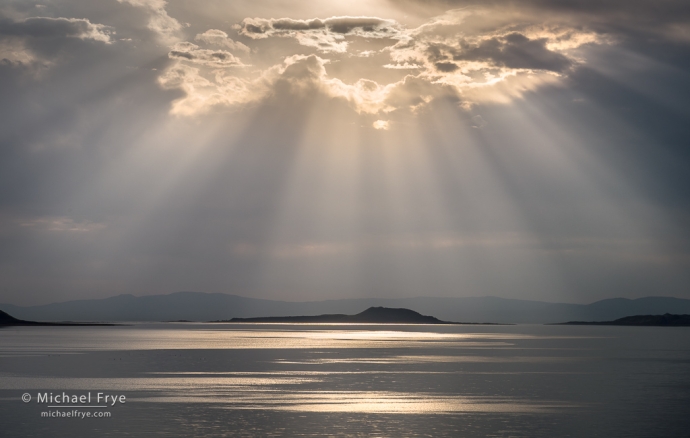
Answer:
[556,313,690,326]
[214,306,498,324]
[0,309,117,326]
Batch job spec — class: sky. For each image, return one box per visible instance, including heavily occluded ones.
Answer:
[1,0,689,306]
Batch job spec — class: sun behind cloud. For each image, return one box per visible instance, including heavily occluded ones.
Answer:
[372,120,390,130]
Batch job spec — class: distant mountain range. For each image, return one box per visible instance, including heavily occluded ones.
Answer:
[3,292,690,324]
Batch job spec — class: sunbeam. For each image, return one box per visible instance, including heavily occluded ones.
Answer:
[1,0,689,305]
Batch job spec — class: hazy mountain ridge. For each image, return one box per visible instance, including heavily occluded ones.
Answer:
[2,292,690,324]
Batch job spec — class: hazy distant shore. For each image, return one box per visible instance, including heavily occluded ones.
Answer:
[0,310,118,327]
[556,314,690,327]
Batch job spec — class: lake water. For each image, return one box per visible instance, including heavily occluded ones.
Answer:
[1,323,689,437]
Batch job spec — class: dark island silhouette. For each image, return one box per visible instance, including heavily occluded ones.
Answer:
[0,309,117,326]
[217,306,494,324]
[557,313,690,326]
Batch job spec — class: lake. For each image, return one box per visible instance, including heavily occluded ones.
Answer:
[1,323,689,437]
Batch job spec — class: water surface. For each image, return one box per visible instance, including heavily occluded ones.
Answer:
[1,323,689,436]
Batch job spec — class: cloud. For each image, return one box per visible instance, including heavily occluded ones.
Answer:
[238,16,402,53]
[18,216,106,233]
[158,8,610,115]
[384,62,423,69]
[117,0,181,42]
[234,234,670,260]
[426,33,573,73]
[157,61,269,115]
[357,50,377,57]
[0,38,38,65]
[0,17,112,43]
[159,54,394,115]
[194,29,250,53]
[238,16,399,37]
[471,114,487,128]
[168,42,245,66]
[264,55,453,114]
[0,16,112,68]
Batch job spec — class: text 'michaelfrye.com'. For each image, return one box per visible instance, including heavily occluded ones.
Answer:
[21,391,125,419]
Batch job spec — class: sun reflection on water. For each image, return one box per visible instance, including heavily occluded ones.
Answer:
[0,326,542,352]
[0,325,588,416]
